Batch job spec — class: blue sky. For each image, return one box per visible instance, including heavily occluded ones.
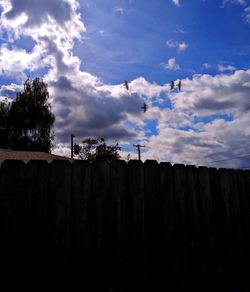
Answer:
[0,0,250,168]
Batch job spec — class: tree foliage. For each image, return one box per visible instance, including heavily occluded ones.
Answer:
[73,138,121,161]
[0,78,55,152]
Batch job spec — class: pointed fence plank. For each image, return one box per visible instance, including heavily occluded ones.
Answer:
[144,160,161,273]
[197,166,213,274]
[159,162,174,273]
[185,165,200,281]
[70,160,91,272]
[0,160,25,273]
[91,160,111,270]
[125,160,145,285]
[109,160,127,267]
[173,164,187,274]
[49,160,71,269]
[24,160,50,271]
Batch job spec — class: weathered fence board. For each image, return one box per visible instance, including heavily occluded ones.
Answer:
[70,160,91,271]
[0,160,25,273]
[24,161,50,269]
[49,160,71,267]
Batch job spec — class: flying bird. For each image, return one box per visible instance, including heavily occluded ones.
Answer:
[123,80,129,90]
[170,80,175,90]
[141,102,148,113]
[177,80,181,91]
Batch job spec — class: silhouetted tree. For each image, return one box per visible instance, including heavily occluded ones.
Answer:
[73,138,121,161]
[0,78,55,152]
[0,99,10,149]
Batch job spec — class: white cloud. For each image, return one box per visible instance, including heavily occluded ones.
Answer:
[140,70,250,167]
[244,6,250,23]
[221,0,246,6]
[164,58,180,70]
[0,0,250,168]
[0,83,22,100]
[178,42,188,51]
[217,64,236,72]
[169,70,250,115]
[166,40,188,52]
[202,63,211,69]
[172,0,180,7]
[114,7,124,15]
[221,0,250,24]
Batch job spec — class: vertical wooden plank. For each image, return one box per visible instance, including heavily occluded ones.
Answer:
[49,160,71,270]
[0,160,25,274]
[243,170,250,277]
[197,166,213,274]
[125,160,145,287]
[218,168,234,279]
[236,169,250,270]
[159,162,175,277]
[70,160,91,273]
[109,160,127,289]
[144,160,161,279]
[185,165,200,284]
[91,160,111,273]
[244,170,250,213]
[209,167,225,283]
[228,169,242,276]
[172,164,187,274]
[24,160,50,273]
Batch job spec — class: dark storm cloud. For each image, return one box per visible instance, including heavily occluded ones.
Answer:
[51,76,75,91]
[195,99,236,111]
[53,86,142,143]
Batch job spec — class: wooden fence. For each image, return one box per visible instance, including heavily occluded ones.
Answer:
[0,159,250,291]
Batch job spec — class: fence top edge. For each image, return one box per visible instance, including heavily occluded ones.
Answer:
[1,159,26,167]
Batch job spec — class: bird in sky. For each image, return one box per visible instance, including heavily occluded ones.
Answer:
[170,80,175,90]
[123,80,129,90]
[141,102,148,113]
[177,80,181,91]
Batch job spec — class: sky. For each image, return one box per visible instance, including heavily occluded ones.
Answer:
[0,0,250,168]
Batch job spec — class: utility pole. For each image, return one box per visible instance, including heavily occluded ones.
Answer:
[133,144,145,161]
[71,134,75,159]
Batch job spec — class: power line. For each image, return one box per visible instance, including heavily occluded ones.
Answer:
[208,154,250,164]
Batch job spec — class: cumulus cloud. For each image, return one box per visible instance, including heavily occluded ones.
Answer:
[140,69,250,167]
[217,64,236,72]
[166,40,188,52]
[114,7,124,15]
[172,0,180,7]
[221,0,246,6]
[202,63,211,69]
[0,0,250,168]
[169,70,250,114]
[164,58,180,70]
[244,6,250,23]
[221,0,250,24]
[0,0,140,146]
[0,83,22,100]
